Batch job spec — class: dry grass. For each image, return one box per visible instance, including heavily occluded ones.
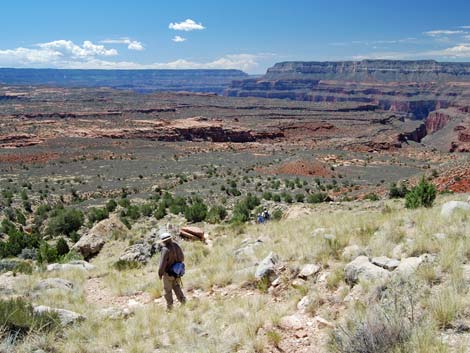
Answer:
[10,193,470,352]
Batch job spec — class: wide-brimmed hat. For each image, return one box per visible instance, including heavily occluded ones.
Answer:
[158,232,173,243]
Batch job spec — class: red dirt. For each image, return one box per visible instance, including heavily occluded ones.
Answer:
[262,159,333,177]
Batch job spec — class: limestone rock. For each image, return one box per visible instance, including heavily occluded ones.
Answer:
[33,305,85,325]
[34,278,74,292]
[394,254,432,277]
[47,260,95,272]
[371,256,400,270]
[255,252,279,282]
[342,245,365,261]
[441,201,470,217]
[72,214,127,259]
[119,239,155,264]
[344,256,390,284]
[298,264,321,279]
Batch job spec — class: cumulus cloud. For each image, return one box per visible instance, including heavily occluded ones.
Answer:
[172,35,186,42]
[37,40,118,57]
[101,38,144,51]
[169,19,205,31]
[0,40,118,67]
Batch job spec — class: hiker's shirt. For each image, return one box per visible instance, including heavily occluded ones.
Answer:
[158,242,184,278]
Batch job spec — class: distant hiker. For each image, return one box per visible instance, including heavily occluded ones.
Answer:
[257,214,265,224]
[158,232,186,311]
[262,208,270,221]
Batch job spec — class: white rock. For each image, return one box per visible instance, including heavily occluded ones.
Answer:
[371,256,400,271]
[47,260,95,272]
[34,278,74,291]
[441,201,470,217]
[344,256,390,284]
[298,264,321,279]
[33,305,85,325]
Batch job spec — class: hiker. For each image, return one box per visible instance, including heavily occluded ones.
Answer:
[262,208,270,221]
[158,232,186,310]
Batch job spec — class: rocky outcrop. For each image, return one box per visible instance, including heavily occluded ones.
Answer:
[263,60,470,82]
[72,215,128,259]
[344,256,390,284]
[426,111,453,134]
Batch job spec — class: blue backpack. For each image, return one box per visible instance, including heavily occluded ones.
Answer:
[168,262,185,278]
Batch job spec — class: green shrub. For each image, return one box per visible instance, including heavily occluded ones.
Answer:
[272,209,283,221]
[283,193,293,204]
[364,193,380,201]
[56,237,70,257]
[106,199,118,212]
[272,194,281,202]
[184,197,208,223]
[169,196,187,215]
[87,207,109,225]
[389,182,409,199]
[37,242,58,264]
[118,197,131,208]
[295,193,305,203]
[262,192,273,200]
[154,202,167,220]
[207,205,228,224]
[140,203,154,217]
[0,298,60,336]
[307,192,331,204]
[405,177,436,209]
[47,208,84,236]
[123,205,141,220]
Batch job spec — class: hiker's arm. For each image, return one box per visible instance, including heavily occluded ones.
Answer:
[158,248,168,279]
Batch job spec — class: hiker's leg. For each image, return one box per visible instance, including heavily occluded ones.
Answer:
[162,274,174,309]
[173,278,186,304]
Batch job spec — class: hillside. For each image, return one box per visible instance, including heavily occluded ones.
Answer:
[2,194,470,352]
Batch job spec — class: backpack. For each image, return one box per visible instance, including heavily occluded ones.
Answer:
[168,262,185,278]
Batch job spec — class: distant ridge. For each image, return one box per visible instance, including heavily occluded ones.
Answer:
[0,68,248,94]
[264,60,470,82]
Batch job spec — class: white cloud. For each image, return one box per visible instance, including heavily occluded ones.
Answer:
[172,35,186,42]
[424,30,466,37]
[38,40,118,57]
[101,38,144,51]
[169,19,205,31]
[0,40,118,67]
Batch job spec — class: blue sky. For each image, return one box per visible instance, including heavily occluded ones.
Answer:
[1,0,470,73]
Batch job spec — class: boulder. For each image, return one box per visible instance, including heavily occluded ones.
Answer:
[394,254,432,277]
[441,201,470,217]
[47,260,95,272]
[344,256,390,284]
[72,214,127,259]
[119,240,155,264]
[371,256,400,270]
[33,305,85,325]
[342,245,365,261]
[297,295,311,313]
[255,252,279,282]
[298,264,321,279]
[34,278,74,292]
